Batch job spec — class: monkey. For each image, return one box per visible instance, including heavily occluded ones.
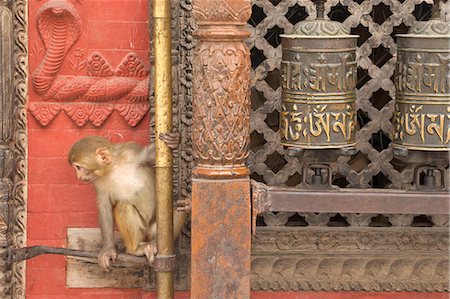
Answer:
[68,133,187,271]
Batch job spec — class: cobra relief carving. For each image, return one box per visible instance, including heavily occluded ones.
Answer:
[30,0,150,127]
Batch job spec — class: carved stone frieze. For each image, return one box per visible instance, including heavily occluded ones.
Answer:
[29,102,149,127]
[30,0,151,128]
[252,227,449,253]
[251,255,448,292]
[251,227,449,292]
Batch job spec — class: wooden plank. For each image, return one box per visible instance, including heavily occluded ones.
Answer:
[66,228,145,289]
[267,188,450,215]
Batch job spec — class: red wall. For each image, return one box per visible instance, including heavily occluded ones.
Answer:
[27,0,155,297]
[26,1,448,298]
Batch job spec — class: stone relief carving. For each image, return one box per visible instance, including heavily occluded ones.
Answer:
[251,228,449,292]
[251,255,448,292]
[29,0,151,127]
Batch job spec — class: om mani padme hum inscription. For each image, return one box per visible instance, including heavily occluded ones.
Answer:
[394,15,450,151]
[280,20,358,149]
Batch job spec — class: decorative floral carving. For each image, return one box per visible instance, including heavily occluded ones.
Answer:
[117,103,150,127]
[29,103,149,127]
[115,53,149,77]
[63,104,92,126]
[88,105,114,127]
[29,103,62,126]
[87,52,113,77]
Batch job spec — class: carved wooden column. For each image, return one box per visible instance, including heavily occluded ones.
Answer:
[191,0,251,298]
[0,5,13,297]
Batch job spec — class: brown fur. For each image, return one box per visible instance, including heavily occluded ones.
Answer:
[68,134,186,270]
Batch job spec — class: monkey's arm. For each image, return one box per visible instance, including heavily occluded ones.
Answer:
[96,193,117,271]
[135,132,179,166]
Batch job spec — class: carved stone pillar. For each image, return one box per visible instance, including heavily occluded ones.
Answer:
[191,0,251,298]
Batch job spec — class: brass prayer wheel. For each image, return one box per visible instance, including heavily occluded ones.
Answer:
[393,6,450,151]
[279,3,357,149]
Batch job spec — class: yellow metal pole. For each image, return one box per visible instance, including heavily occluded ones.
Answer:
[152,0,174,298]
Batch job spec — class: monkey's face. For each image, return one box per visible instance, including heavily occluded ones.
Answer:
[72,163,98,183]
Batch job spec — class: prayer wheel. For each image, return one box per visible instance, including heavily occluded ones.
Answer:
[393,6,450,151]
[279,3,358,149]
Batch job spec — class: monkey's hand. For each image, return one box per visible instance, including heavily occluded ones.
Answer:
[98,246,117,271]
[176,197,191,213]
[159,132,180,150]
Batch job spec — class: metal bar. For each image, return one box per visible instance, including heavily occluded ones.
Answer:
[153,0,174,298]
[266,188,450,215]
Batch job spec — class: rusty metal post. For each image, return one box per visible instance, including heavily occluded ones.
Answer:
[153,0,174,298]
[191,0,252,298]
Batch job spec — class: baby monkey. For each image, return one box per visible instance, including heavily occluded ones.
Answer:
[68,133,186,271]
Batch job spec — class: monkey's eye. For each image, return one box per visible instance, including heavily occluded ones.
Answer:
[74,165,81,171]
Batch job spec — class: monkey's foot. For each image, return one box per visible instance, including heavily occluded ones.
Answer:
[144,243,157,264]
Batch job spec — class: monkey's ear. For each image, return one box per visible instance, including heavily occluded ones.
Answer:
[96,147,112,164]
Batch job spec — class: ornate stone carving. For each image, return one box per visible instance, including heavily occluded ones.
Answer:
[251,227,449,292]
[10,0,28,297]
[251,255,448,292]
[32,0,81,94]
[115,53,149,77]
[30,0,151,128]
[87,52,113,77]
[28,102,149,127]
[252,227,449,252]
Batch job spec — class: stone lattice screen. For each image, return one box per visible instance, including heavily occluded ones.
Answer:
[247,0,449,189]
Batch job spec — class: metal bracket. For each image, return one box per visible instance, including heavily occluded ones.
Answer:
[303,163,333,189]
[153,254,176,272]
[414,165,447,191]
